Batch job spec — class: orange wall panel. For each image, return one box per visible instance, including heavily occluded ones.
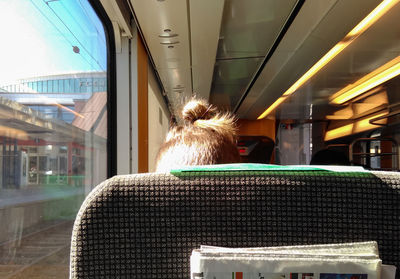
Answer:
[137,35,148,173]
[237,119,275,141]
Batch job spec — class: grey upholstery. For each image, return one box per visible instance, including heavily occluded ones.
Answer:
[70,170,400,278]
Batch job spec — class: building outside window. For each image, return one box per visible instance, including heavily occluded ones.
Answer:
[0,0,109,277]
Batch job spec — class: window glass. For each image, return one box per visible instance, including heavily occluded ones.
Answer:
[43,80,48,93]
[0,0,108,277]
[48,80,53,92]
[54,79,59,93]
[38,80,43,92]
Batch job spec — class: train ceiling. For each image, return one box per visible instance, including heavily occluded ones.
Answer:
[106,0,400,121]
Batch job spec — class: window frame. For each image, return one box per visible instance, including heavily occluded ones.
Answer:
[88,0,117,178]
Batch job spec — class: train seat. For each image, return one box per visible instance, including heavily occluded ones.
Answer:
[70,165,400,278]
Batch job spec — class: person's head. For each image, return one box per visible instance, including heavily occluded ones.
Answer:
[155,98,240,172]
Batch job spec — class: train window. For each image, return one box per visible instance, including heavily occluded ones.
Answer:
[0,0,108,277]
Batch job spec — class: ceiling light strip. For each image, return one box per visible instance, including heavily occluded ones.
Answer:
[258,0,399,119]
[330,55,400,104]
[257,97,286,119]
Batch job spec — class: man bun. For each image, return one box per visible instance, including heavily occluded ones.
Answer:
[181,99,217,123]
[181,98,237,142]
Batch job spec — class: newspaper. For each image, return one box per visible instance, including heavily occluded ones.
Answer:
[191,242,395,279]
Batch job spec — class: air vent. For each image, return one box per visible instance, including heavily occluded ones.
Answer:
[173,85,184,93]
[159,34,178,38]
[160,41,179,45]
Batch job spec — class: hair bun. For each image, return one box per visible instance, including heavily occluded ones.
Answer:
[182,99,217,123]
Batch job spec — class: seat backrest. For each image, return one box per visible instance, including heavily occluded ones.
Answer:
[70,169,400,279]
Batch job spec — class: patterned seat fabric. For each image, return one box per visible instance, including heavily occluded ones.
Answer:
[70,170,400,278]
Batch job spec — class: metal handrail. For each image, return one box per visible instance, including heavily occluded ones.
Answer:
[369,102,400,126]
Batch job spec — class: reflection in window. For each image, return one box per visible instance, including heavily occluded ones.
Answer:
[0,0,108,277]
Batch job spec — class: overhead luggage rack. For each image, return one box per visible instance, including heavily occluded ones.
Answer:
[369,102,400,127]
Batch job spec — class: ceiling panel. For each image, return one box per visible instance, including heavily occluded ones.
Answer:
[130,0,192,111]
[190,0,225,100]
[216,0,298,59]
[209,0,298,110]
[236,0,339,117]
[210,57,263,109]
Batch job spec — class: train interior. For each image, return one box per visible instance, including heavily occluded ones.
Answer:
[0,0,399,277]
[135,0,400,170]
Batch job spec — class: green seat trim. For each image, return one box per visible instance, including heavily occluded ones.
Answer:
[170,163,366,174]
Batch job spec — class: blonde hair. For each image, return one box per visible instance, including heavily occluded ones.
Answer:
[155,98,240,172]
